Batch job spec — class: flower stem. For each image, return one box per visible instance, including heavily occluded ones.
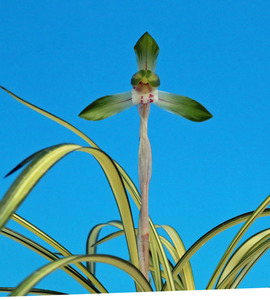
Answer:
[137,103,152,279]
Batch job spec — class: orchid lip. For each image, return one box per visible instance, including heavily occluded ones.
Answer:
[132,86,158,104]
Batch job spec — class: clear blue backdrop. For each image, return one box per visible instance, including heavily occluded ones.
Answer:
[1,0,270,295]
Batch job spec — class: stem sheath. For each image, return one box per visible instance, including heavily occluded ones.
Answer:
[137,103,151,279]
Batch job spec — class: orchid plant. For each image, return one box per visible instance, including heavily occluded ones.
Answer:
[1,32,270,296]
[79,32,212,279]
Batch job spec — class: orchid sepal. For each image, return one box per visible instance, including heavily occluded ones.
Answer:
[79,91,133,121]
[155,90,213,122]
[134,32,159,72]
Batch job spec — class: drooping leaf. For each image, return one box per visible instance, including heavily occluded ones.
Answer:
[157,225,195,290]
[216,229,270,288]
[0,143,140,274]
[216,239,270,289]
[0,85,98,147]
[4,149,43,178]
[162,206,270,291]
[1,227,100,293]
[79,147,140,273]
[79,91,133,121]
[229,248,267,288]
[0,144,81,231]
[0,287,67,296]
[86,221,123,275]
[134,32,159,72]
[206,194,270,289]
[10,254,153,296]
[155,91,212,122]
[215,229,270,289]
[12,213,107,293]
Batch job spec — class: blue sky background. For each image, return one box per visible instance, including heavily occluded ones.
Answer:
[1,0,270,296]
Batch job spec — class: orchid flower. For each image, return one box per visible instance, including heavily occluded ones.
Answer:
[79,32,212,280]
[79,32,212,122]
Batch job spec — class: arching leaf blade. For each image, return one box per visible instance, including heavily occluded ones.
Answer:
[162,207,270,291]
[10,255,153,296]
[229,248,267,289]
[79,147,140,272]
[1,227,100,293]
[0,85,98,147]
[0,287,66,296]
[86,221,123,275]
[1,143,140,281]
[157,225,195,290]
[216,239,270,289]
[12,213,107,293]
[206,195,270,289]
[0,144,81,231]
[216,229,270,287]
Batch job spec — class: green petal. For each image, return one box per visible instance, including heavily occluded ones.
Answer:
[145,70,160,87]
[79,91,133,121]
[131,70,160,87]
[131,70,146,86]
[134,32,159,72]
[155,91,213,122]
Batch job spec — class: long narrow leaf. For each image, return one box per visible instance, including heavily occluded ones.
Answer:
[4,149,43,178]
[0,86,143,218]
[86,221,123,275]
[0,144,81,231]
[216,239,270,289]
[162,207,270,291]
[216,229,270,287]
[1,141,140,274]
[0,287,66,296]
[12,213,107,293]
[206,195,270,289]
[1,227,100,293]
[0,86,98,147]
[86,222,159,291]
[159,236,179,262]
[10,254,152,296]
[157,225,195,290]
[89,227,178,291]
[229,248,268,288]
[79,147,139,272]
[149,236,162,291]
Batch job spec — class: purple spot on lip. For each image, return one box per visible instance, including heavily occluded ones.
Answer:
[149,94,153,97]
